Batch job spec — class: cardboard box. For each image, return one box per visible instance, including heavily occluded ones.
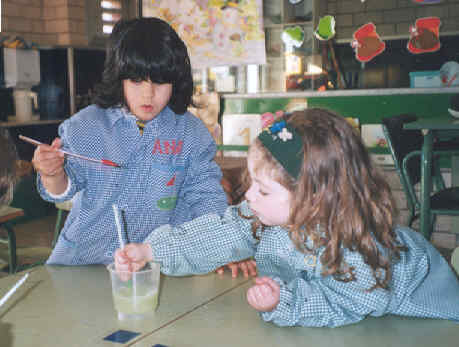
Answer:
[361,124,394,165]
[409,70,441,88]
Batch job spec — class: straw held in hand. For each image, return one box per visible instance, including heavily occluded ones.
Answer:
[19,135,122,168]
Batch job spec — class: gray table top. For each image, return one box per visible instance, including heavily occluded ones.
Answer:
[0,265,249,347]
[133,281,459,347]
[1,266,457,347]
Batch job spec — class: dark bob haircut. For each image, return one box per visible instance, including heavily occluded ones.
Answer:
[92,17,194,115]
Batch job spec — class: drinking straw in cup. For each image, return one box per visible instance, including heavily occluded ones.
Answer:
[112,204,137,305]
[112,204,125,249]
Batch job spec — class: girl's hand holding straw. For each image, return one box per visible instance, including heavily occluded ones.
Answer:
[112,204,152,278]
[30,137,66,179]
[114,243,153,273]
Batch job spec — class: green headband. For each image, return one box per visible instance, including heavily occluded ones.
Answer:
[258,117,304,179]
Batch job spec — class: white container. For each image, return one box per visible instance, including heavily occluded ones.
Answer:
[13,89,38,122]
[3,48,40,88]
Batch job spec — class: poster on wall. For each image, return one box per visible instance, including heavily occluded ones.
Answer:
[222,114,261,157]
[142,0,266,69]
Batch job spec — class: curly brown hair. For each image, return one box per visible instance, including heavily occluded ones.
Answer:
[0,129,18,206]
[243,108,404,290]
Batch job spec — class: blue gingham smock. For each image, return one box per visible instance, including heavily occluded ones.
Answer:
[38,105,228,265]
[145,201,459,328]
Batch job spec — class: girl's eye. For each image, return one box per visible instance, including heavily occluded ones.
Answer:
[130,78,143,83]
[259,190,269,196]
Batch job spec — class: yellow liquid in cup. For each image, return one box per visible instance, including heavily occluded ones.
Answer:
[113,286,158,314]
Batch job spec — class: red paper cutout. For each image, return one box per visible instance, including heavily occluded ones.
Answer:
[351,23,385,62]
[408,17,441,54]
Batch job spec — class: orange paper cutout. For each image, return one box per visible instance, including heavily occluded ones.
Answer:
[351,23,385,62]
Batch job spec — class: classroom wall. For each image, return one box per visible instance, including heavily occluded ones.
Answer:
[1,0,87,46]
[321,0,459,41]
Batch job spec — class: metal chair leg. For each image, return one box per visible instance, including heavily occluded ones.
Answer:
[1,223,17,274]
[52,209,64,248]
[428,214,436,241]
[408,209,416,227]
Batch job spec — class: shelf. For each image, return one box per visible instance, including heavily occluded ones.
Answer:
[264,21,314,29]
[0,119,63,128]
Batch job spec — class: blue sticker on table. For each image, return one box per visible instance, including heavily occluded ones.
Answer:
[153,344,169,347]
[103,330,140,344]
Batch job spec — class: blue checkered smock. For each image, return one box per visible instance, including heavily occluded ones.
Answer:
[38,105,228,265]
[145,201,459,328]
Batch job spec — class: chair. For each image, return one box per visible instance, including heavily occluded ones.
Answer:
[216,145,249,205]
[0,206,24,273]
[53,192,80,247]
[382,114,459,239]
[452,247,459,275]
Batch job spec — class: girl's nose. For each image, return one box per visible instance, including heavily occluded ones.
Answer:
[142,81,155,96]
[245,185,254,202]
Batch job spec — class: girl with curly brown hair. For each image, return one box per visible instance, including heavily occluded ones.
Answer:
[115,108,459,327]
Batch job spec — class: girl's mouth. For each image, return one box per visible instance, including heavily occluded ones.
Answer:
[141,105,153,112]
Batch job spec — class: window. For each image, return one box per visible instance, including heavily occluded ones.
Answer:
[86,0,135,46]
[100,0,122,34]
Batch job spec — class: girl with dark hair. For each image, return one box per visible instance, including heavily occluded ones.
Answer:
[31,18,229,266]
[115,108,459,327]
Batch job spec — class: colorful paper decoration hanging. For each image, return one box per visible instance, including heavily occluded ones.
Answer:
[440,61,459,87]
[408,17,441,54]
[282,26,305,48]
[412,0,443,4]
[351,23,385,62]
[314,15,336,41]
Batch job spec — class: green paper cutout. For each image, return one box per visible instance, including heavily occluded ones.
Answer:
[282,26,304,48]
[315,15,336,41]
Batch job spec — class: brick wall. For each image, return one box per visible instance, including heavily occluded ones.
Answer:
[322,0,459,42]
[1,0,87,46]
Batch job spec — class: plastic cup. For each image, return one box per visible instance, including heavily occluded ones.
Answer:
[107,262,160,320]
